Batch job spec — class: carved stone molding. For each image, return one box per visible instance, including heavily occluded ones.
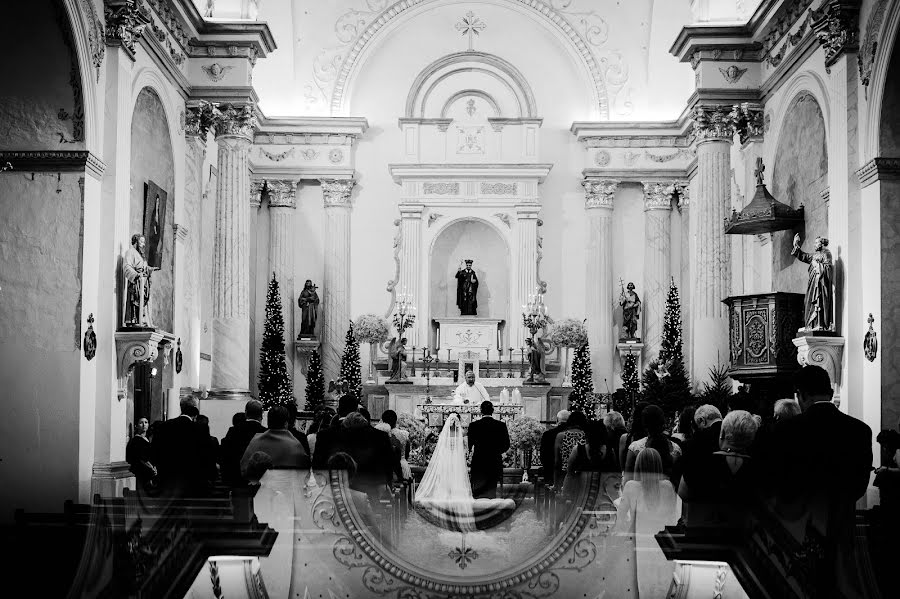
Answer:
[642,182,676,211]
[211,103,258,140]
[115,329,176,400]
[582,179,619,209]
[320,178,355,207]
[493,212,512,228]
[201,63,234,82]
[249,180,264,209]
[856,157,900,188]
[810,0,860,67]
[173,223,189,243]
[719,65,748,83]
[0,150,106,179]
[184,103,214,138]
[690,104,738,141]
[793,335,846,390]
[730,102,765,144]
[423,182,459,195]
[103,0,151,58]
[481,182,517,195]
[267,180,298,208]
[859,0,889,88]
[675,181,690,210]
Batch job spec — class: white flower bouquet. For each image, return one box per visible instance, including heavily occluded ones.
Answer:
[507,416,546,450]
[353,314,391,343]
[547,318,588,348]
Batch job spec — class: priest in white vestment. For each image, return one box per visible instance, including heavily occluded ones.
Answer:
[454,370,490,404]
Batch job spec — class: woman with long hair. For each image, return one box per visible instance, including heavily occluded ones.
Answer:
[616,447,679,598]
[619,402,649,472]
[623,404,682,483]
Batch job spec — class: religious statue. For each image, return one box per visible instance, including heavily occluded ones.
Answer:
[455,259,479,316]
[792,234,834,332]
[619,281,641,340]
[387,337,408,382]
[298,280,319,337]
[123,234,155,328]
[525,336,550,384]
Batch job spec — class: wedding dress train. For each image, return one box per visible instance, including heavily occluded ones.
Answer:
[414,413,514,531]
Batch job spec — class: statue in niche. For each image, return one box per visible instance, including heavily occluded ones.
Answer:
[298,280,319,337]
[455,259,479,316]
[387,337,408,382]
[525,336,550,384]
[791,234,834,332]
[123,234,156,328]
[619,280,642,340]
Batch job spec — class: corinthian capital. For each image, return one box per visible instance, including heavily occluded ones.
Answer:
[321,178,355,207]
[250,180,265,209]
[185,101,215,139]
[267,180,298,208]
[642,182,676,211]
[729,102,764,144]
[210,103,258,140]
[104,0,151,56]
[582,179,619,209]
[810,0,859,67]
[690,104,738,141]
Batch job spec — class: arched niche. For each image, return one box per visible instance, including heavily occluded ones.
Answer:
[429,219,510,322]
[771,91,829,294]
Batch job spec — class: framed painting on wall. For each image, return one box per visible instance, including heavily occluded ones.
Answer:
[143,180,167,268]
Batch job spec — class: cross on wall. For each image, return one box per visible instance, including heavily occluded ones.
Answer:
[455,11,486,51]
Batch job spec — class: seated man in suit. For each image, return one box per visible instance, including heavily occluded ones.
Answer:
[467,401,511,498]
[312,395,363,468]
[151,397,207,497]
[240,406,310,476]
[220,400,267,486]
[330,412,396,500]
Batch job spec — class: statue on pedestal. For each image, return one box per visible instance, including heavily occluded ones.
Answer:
[387,337,408,382]
[619,280,641,340]
[791,234,834,332]
[298,279,319,337]
[525,336,550,384]
[123,234,155,328]
[455,259,479,316]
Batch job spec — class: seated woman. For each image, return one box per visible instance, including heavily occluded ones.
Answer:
[328,452,378,528]
[554,411,588,488]
[126,417,157,492]
[678,409,759,527]
[624,404,682,484]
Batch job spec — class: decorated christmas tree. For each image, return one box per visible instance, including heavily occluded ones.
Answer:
[641,278,692,416]
[568,342,596,418]
[337,320,363,406]
[304,348,327,412]
[700,361,733,414]
[258,273,293,408]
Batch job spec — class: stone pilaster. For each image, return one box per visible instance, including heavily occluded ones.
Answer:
[642,182,675,362]
[514,205,542,350]
[210,104,257,393]
[180,130,207,389]
[691,104,736,381]
[103,0,150,59]
[583,178,618,389]
[320,178,355,384]
[267,180,298,380]
[398,205,424,347]
[249,180,264,209]
[676,182,691,376]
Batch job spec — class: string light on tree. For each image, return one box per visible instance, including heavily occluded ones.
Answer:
[304,348,326,412]
[568,341,596,419]
[258,273,293,408]
[337,320,363,406]
[641,277,691,416]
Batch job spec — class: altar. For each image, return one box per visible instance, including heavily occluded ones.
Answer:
[418,403,524,429]
[433,317,504,360]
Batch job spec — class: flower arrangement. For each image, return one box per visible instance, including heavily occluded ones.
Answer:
[353,314,391,343]
[507,416,546,450]
[398,413,437,466]
[547,318,588,348]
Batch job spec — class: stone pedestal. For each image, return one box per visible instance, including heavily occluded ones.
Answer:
[267,180,298,379]
[617,341,645,378]
[642,182,675,361]
[321,178,355,383]
[210,106,257,393]
[793,334,846,404]
[295,337,321,376]
[583,178,617,390]
[115,329,177,400]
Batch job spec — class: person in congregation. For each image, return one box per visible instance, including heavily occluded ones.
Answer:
[619,402,648,470]
[540,410,569,482]
[670,405,696,447]
[379,410,412,481]
[312,395,362,468]
[679,404,723,493]
[553,410,588,489]
[126,417,157,492]
[454,369,490,404]
[623,404,681,483]
[220,400,267,486]
[285,402,312,456]
[306,408,336,456]
[325,412,396,500]
[328,452,378,527]
[240,406,310,477]
[772,365,872,599]
[151,397,208,497]
[195,414,220,487]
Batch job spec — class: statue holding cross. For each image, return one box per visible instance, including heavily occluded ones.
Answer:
[455,11,486,51]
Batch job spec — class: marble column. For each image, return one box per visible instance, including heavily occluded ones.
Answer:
[320,178,356,384]
[583,179,618,391]
[210,105,257,394]
[675,183,691,376]
[642,182,675,362]
[398,204,423,347]
[690,104,735,381]
[514,206,542,350]
[267,180,298,380]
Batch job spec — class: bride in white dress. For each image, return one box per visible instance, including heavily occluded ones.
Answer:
[414,413,514,531]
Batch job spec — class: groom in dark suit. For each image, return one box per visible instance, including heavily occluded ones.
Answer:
[467,401,510,498]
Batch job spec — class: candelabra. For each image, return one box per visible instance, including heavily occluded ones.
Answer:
[521,288,550,382]
[423,350,435,404]
[392,293,417,336]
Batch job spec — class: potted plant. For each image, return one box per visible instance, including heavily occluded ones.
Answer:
[547,318,588,386]
[353,314,391,384]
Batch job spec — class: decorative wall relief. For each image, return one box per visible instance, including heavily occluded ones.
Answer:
[644,149,694,163]
[493,213,511,228]
[202,63,233,82]
[427,213,444,227]
[457,126,485,154]
[259,147,295,162]
[859,0,889,90]
[300,148,319,160]
[594,150,611,166]
[623,151,641,166]
[423,182,459,195]
[719,65,748,83]
[83,313,96,361]
[329,148,344,163]
[481,182,516,195]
